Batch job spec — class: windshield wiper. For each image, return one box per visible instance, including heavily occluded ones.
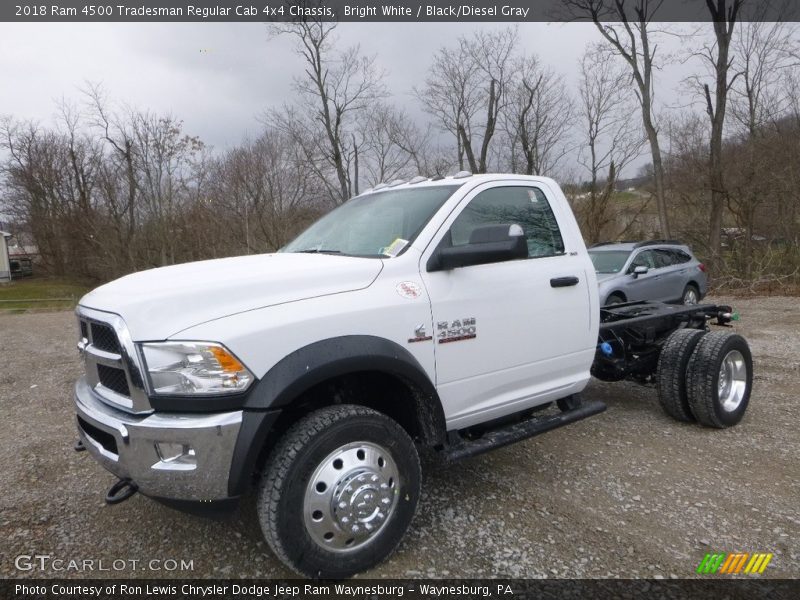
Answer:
[294,249,343,254]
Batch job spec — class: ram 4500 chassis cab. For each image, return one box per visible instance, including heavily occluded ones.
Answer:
[73,173,752,578]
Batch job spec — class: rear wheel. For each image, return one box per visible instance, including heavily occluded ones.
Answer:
[257,405,421,578]
[686,332,752,428]
[657,328,707,422]
[682,284,700,305]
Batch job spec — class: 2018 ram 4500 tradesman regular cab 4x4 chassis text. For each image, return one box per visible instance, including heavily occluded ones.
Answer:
[73,173,752,578]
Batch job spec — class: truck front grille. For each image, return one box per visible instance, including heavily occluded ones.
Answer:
[77,307,152,414]
[90,322,121,354]
[97,364,131,396]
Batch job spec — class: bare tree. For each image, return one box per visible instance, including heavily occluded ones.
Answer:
[417,27,518,173]
[269,20,386,204]
[727,20,799,277]
[208,128,320,253]
[574,48,645,244]
[357,104,431,186]
[503,55,574,176]
[696,0,744,271]
[563,0,672,238]
[731,20,799,137]
[84,83,141,271]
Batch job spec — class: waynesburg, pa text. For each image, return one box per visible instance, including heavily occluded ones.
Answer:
[15,583,510,597]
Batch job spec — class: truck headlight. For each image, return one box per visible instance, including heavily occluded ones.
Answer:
[139,342,253,395]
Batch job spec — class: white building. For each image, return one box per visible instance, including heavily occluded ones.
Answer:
[0,231,11,282]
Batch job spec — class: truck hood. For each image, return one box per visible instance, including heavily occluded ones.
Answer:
[79,253,383,340]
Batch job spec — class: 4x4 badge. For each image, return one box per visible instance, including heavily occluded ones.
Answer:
[408,324,432,343]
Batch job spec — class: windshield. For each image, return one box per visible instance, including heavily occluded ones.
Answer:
[282,185,462,258]
[589,250,631,274]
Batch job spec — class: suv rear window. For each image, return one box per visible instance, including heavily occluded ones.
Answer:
[672,250,692,264]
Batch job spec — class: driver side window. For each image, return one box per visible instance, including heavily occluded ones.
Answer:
[630,250,657,270]
[448,186,565,257]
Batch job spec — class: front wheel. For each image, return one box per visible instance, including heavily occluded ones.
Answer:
[257,405,421,578]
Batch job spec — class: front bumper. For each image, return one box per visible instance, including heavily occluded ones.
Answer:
[74,376,242,501]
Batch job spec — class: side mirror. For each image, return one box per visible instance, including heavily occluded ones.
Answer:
[632,265,649,278]
[427,224,528,272]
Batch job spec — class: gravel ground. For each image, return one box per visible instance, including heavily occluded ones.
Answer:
[1,296,798,579]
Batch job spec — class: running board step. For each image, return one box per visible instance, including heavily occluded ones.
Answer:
[443,400,607,462]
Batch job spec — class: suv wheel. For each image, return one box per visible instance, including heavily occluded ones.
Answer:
[257,405,421,578]
[682,284,699,305]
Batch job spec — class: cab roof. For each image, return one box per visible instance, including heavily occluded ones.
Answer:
[356,172,558,195]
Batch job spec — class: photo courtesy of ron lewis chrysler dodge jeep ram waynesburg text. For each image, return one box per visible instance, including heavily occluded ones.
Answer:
[72,173,753,578]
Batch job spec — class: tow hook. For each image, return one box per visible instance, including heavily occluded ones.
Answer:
[74,439,86,452]
[105,478,138,505]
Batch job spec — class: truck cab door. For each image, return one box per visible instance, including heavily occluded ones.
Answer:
[419,182,596,430]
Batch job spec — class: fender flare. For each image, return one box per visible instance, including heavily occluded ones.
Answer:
[243,335,441,413]
[228,335,445,496]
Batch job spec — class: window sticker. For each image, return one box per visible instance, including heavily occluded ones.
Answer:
[382,238,409,257]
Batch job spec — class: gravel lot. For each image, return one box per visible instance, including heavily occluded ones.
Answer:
[1,296,798,579]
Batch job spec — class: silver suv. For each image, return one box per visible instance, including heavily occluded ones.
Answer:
[588,241,708,306]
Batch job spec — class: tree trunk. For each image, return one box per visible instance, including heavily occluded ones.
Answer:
[704,1,741,272]
[641,108,670,239]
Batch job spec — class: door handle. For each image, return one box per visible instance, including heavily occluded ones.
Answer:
[550,276,579,288]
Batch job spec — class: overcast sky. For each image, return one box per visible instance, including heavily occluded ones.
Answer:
[0,22,703,174]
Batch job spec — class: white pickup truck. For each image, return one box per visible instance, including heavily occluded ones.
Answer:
[73,173,752,578]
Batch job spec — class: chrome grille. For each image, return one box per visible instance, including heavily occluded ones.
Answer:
[90,322,121,354]
[97,364,131,396]
[76,306,152,414]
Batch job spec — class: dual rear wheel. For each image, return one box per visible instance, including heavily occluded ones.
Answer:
[657,329,752,428]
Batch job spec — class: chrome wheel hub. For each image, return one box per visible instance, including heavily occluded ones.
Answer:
[718,350,747,412]
[303,441,398,552]
[684,289,698,304]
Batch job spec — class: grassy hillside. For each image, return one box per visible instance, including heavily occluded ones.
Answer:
[0,278,91,312]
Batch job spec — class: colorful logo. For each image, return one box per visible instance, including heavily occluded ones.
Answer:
[696,552,773,575]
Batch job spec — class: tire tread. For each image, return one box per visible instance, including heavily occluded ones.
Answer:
[686,331,750,428]
[257,404,418,576]
[657,328,706,422]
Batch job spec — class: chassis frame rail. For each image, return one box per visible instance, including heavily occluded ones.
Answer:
[593,302,734,382]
